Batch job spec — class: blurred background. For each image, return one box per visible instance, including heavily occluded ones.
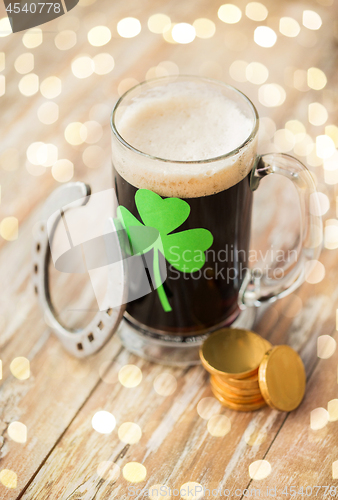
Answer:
[0,0,337,326]
[0,0,338,496]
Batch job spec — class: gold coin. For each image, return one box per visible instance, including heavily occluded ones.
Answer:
[224,373,260,390]
[200,328,272,379]
[212,374,261,396]
[211,377,263,404]
[211,386,267,412]
[258,345,306,412]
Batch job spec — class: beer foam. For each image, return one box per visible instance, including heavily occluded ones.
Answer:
[112,81,257,198]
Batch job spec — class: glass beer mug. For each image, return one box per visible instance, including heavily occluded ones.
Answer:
[35,76,322,365]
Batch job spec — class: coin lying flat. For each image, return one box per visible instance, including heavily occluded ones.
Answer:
[258,346,306,412]
[212,374,262,397]
[223,373,260,390]
[211,386,267,412]
[200,328,272,379]
[211,377,263,404]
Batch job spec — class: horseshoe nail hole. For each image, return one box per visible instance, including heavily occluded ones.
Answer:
[88,333,94,342]
[77,343,83,351]
[97,321,104,330]
[34,264,38,274]
[36,243,40,252]
[106,308,113,316]
[34,286,38,295]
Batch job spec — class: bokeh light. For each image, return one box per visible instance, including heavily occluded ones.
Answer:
[310,407,328,429]
[0,17,12,37]
[0,217,18,241]
[334,461,338,480]
[40,76,61,99]
[305,260,325,284]
[303,10,322,30]
[180,482,204,500]
[218,4,242,24]
[148,14,171,34]
[245,2,268,21]
[118,422,142,444]
[229,60,248,82]
[254,26,277,47]
[316,135,335,158]
[8,422,27,443]
[197,397,221,420]
[307,67,327,90]
[207,414,231,437]
[172,23,196,44]
[246,62,268,84]
[10,357,30,379]
[0,470,17,489]
[122,462,147,483]
[317,335,336,359]
[55,30,77,50]
[91,410,116,434]
[88,26,111,46]
[258,83,286,107]
[93,53,115,75]
[22,28,42,48]
[279,17,300,37]
[162,23,177,44]
[248,460,272,480]
[308,103,328,126]
[52,159,74,182]
[193,18,216,39]
[82,121,103,143]
[19,73,39,96]
[118,364,142,387]
[65,122,86,145]
[14,53,34,74]
[325,219,338,249]
[71,56,94,78]
[328,399,338,422]
[37,102,59,125]
[325,125,338,147]
[153,372,177,396]
[117,18,141,38]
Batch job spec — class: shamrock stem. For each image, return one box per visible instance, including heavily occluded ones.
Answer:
[153,248,172,312]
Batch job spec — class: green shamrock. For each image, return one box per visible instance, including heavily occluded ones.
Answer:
[117,189,213,312]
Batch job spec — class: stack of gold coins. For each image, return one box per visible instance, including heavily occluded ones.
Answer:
[200,328,306,412]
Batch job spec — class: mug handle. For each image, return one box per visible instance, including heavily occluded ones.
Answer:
[239,153,323,308]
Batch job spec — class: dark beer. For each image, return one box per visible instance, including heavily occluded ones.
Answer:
[113,169,253,335]
[111,78,257,336]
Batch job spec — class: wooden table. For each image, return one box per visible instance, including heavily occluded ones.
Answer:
[1,0,338,498]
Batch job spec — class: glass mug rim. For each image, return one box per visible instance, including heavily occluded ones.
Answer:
[110,75,259,165]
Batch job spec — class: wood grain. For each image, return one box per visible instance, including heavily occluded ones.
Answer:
[1,0,338,498]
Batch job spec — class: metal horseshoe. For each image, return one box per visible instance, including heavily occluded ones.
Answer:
[32,182,127,358]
